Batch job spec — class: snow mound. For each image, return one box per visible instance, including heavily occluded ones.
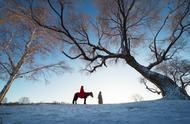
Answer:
[0,100,190,124]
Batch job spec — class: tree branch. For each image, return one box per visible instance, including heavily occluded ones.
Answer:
[148,2,190,70]
[17,61,66,76]
[62,51,82,59]
[140,77,161,95]
[47,0,61,17]
[0,62,11,75]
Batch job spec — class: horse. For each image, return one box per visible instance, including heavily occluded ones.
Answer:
[72,92,93,104]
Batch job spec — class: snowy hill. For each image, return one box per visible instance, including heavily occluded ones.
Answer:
[0,100,190,124]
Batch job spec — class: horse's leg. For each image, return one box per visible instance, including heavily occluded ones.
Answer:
[84,98,86,104]
[72,98,75,104]
[72,94,75,104]
[72,94,78,104]
[75,97,78,104]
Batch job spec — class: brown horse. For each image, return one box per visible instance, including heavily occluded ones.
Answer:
[72,92,93,104]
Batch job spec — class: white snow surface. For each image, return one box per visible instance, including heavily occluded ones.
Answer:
[0,100,190,124]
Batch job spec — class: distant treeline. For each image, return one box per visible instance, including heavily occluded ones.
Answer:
[1,97,67,105]
[0,102,66,106]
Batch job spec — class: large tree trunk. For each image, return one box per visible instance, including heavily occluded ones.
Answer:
[145,71,189,100]
[126,55,190,100]
[0,75,16,103]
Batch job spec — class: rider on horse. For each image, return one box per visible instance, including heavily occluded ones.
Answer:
[72,86,93,104]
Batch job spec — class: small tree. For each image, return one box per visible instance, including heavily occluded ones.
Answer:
[131,94,144,102]
[19,97,30,104]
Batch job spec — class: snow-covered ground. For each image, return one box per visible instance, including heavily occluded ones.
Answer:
[0,100,190,124]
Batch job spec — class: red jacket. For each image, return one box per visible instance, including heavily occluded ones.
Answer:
[79,86,85,98]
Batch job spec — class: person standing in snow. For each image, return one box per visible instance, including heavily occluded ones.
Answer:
[98,91,103,104]
[79,86,85,98]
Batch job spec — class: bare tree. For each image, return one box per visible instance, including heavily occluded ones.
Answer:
[0,0,69,103]
[19,97,30,104]
[131,94,144,102]
[29,0,190,100]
